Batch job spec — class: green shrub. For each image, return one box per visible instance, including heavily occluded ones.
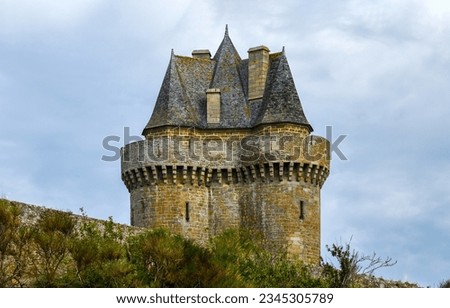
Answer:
[30,209,76,287]
[128,228,233,287]
[211,228,326,288]
[66,213,137,287]
[0,200,28,287]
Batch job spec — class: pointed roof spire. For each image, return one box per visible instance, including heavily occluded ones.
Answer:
[214,25,240,61]
[254,52,312,131]
[210,25,249,126]
[143,50,196,133]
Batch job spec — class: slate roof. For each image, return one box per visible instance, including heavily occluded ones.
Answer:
[143,27,312,134]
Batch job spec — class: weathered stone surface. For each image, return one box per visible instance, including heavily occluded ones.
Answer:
[7,200,138,236]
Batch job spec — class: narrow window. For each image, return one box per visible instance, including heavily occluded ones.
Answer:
[299,201,305,220]
[185,202,190,222]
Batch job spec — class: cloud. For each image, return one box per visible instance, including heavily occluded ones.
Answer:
[421,0,450,18]
[112,0,193,40]
[0,0,104,38]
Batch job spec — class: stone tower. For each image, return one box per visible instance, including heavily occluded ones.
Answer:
[121,27,330,263]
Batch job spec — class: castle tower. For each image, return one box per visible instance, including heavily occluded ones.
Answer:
[121,27,330,263]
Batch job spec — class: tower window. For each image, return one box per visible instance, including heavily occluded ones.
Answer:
[185,202,190,222]
[299,201,305,220]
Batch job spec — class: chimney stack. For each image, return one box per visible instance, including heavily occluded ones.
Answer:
[206,88,221,124]
[247,45,270,100]
[192,49,212,59]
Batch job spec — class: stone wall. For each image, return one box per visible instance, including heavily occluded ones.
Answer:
[130,184,210,243]
[6,199,138,236]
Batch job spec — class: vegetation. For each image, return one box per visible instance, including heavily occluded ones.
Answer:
[322,240,397,287]
[0,199,401,288]
[439,279,450,288]
[0,199,26,287]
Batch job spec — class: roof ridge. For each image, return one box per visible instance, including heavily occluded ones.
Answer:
[175,54,212,62]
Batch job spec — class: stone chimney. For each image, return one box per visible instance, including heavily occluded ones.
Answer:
[247,45,270,100]
[206,88,221,124]
[192,49,211,59]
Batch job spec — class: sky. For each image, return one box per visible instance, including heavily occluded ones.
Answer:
[0,0,449,287]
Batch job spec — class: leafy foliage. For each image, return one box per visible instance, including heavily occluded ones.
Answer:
[210,229,326,287]
[0,200,400,288]
[66,211,137,287]
[0,200,28,287]
[30,209,76,287]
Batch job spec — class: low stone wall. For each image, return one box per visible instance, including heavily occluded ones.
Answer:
[356,275,419,288]
[5,199,141,238]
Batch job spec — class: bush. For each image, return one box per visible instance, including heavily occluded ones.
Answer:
[30,209,76,287]
[0,200,27,287]
[66,213,138,287]
[322,240,397,287]
[211,229,326,288]
[128,228,235,287]
[439,279,450,288]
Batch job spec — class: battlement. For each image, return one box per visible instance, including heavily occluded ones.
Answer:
[124,125,329,167]
[122,123,329,190]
